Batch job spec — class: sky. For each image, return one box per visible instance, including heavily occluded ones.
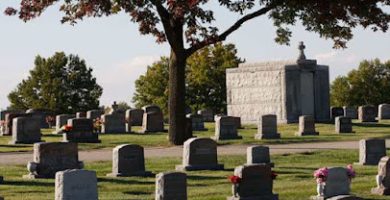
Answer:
[0,1,389,109]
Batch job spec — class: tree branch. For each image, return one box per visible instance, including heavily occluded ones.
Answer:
[186,5,275,57]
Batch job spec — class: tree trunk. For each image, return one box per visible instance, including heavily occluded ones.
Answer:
[168,49,187,145]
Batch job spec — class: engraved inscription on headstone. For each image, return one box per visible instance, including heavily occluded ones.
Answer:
[155,172,187,200]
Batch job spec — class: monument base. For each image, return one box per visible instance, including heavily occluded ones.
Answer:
[295,131,319,136]
[371,187,390,195]
[227,194,278,200]
[175,164,224,171]
[254,133,281,139]
[107,171,153,177]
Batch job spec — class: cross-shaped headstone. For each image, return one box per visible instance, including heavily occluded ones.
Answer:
[298,41,306,60]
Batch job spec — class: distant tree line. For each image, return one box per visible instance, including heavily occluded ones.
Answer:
[330,59,390,107]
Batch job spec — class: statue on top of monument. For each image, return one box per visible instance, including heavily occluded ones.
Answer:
[298,41,306,61]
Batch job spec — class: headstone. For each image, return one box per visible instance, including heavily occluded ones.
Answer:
[155,172,187,200]
[76,112,86,118]
[295,115,319,136]
[2,113,32,136]
[197,109,214,122]
[232,116,242,129]
[312,167,351,199]
[86,110,103,120]
[358,139,386,165]
[9,116,42,144]
[378,104,390,120]
[372,156,390,195]
[335,116,353,134]
[255,114,281,139]
[343,107,358,119]
[0,109,23,121]
[126,108,144,126]
[227,164,278,200]
[331,107,344,122]
[63,118,100,143]
[186,114,207,131]
[0,176,3,183]
[101,113,126,134]
[176,138,224,171]
[0,196,3,200]
[107,144,152,177]
[185,117,193,141]
[140,105,165,133]
[55,169,98,200]
[358,105,377,122]
[53,114,75,134]
[24,142,83,179]
[214,116,242,140]
[247,146,274,167]
[26,108,54,128]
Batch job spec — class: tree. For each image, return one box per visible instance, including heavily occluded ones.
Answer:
[133,43,241,115]
[330,59,390,107]
[8,52,103,114]
[6,1,390,145]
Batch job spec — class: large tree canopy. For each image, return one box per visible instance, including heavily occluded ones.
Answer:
[8,52,103,114]
[133,43,241,115]
[330,59,390,107]
[6,0,390,145]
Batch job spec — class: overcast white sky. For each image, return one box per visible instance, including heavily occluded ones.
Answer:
[1,1,389,109]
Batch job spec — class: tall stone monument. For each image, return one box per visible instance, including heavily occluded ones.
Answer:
[226,42,330,124]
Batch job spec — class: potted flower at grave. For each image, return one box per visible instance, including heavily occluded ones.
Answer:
[228,175,241,197]
[313,167,329,196]
[93,117,103,133]
[45,115,54,128]
[271,171,278,180]
[62,125,73,134]
[346,164,356,181]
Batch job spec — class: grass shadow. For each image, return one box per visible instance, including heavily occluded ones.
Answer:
[98,177,154,185]
[4,180,54,187]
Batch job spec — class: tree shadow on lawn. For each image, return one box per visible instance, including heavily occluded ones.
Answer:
[353,123,390,128]
[0,144,30,148]
[122,191,152,196]
[4,180,54,187]
[98,177,154,185]
[187,175,225,181]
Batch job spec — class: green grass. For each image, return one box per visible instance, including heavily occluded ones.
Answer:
[0,149,389,199]
[1,120,390,153]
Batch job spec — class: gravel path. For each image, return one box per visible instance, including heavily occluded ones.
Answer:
[1,140,388,165]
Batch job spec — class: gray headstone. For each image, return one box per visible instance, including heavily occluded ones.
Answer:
[176,138,224,171]
[126,109,144,126]
[331,107,344,122]
[372,156,390,195]
[186,114,206,131]
[323,167,351,198]
[107,144,151,177]
[295,115,319,136]
[76,112,86,118]
[358,105,377,122]
[197,109,214,122]
[227,164,278,200]
[140,105,164,133]
[335,116,353,134]
[63,118,100,143]
[53,114,75,134]
[247,146,274,167]
[214,116,242,140]
[24,142,83,179]
[155,172,187,200]
[0,110,23,121]
[101,113,126,134]
[86,110,103,120]
[255,114,281,139]
[343,107,358,119]
[10,116,42,144]
[359,139,386,165]
[378,104,390,120]
[26,108,54,128]
[55,169,98,200]
[3,113,32,136]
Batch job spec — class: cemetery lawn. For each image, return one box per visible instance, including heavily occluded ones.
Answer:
[0,149,389,199]
[1,120,390,153]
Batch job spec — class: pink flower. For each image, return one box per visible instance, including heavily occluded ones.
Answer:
[346,164,356,179]
[313,167,329,183]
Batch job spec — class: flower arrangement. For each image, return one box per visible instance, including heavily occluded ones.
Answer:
[313,167,329,183]
[45,115,55,127]
[271,171,278,180]
[93,117,103,133]
[62,125,73,133]
[228,175,241,184]
[346,164,356,179]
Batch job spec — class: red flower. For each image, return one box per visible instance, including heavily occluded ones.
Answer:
[271,171,278,180]
[64,125,73,132]
[228,175,241,184]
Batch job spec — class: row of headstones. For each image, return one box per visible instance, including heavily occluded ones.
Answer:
[331,104,390,122]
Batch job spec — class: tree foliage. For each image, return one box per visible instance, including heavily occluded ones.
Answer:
[330,59,390,107]
[8,52,103,114]
[6,0,390,145]
[133,43,241,115]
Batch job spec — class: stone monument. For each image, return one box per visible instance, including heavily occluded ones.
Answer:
[53,114,75,134]
[255,114,281,139]
[335,116,353,134]
[358,139,386,165]
[343,106,358,119]
[214,116,242,140]
[372,156,390,195]
[140,105,165,133]
[55,169,98,200]
[247,146,274,167]
[155,172,187,200]
[295,115,319,136]
[10,116,42,144]
[378,104,390,120]
[63,118,100,143]
[101,113,126,134]
[330,107,344,122]
[358,105,377,122]
[226,42,330,124]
